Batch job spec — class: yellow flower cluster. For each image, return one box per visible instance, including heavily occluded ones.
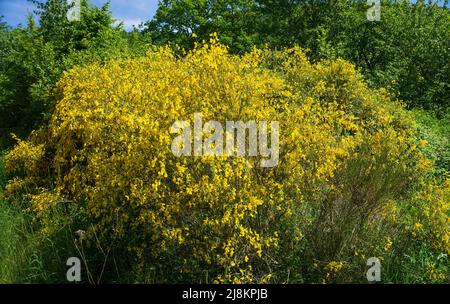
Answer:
[323,261,345,283]
[408,180,450,254]
[4,38,443,283]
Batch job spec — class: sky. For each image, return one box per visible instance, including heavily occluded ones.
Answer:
[0,0,159,30]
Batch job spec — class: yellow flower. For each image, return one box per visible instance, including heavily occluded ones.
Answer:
[4,41,442,284]
[384,237,393,252]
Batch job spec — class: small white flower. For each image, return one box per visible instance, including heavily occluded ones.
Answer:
[75,229,86,241]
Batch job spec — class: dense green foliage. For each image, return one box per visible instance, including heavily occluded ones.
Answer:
[414,110,450,175]
[0,0,149,148]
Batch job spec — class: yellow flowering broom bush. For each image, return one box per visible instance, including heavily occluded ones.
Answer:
[3,37,448,283]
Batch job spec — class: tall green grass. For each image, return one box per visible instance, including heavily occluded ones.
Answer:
[0,152,72,283]
[0,201,79,283]
[0,151,32,282]
[0,202,40,283]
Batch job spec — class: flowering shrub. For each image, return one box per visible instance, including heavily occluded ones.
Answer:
[4,37,448,283]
